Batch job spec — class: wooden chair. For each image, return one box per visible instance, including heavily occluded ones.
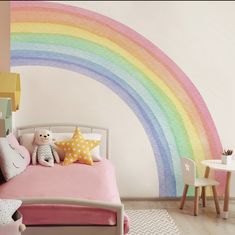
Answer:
[179,157,220,216]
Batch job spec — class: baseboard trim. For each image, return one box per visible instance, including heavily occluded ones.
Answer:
[121,197,235,201]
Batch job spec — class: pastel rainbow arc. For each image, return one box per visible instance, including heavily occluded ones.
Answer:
[10,1,223,196]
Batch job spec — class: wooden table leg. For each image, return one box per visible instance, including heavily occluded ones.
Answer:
[223,171,232,219]
[194,187,199,216]
[202,186,206,207]
[201,166,210,207]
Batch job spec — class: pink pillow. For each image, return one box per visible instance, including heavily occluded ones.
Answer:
[0,134,30,182]
[6,133,30,166]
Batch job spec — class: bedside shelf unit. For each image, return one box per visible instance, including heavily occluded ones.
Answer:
[0,98,12,137]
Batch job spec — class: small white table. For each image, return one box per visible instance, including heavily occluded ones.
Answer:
[201,159,235,219]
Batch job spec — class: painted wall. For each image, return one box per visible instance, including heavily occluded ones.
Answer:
[9,1,235,197]
[0,1,10,72]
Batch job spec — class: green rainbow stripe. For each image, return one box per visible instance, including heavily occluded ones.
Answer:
[10,1,223,196]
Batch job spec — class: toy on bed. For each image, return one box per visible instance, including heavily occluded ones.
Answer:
[55,128,101,166]
[32,129,60,167]
[0,134,30,182]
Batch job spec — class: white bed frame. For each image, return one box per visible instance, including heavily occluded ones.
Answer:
[16,123,124,235]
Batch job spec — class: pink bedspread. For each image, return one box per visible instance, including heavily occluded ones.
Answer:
[0,159,129,234]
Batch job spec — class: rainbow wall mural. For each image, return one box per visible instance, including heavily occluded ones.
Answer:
[10,1,223,197]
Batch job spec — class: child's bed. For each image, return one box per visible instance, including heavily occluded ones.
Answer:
[0,123,129,235]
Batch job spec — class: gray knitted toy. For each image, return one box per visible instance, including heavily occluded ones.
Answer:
[32,129,60,167]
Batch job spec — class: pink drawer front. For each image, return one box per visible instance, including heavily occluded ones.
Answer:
[0,211,24,235]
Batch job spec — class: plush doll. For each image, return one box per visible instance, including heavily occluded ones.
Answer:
[32,129,60,167]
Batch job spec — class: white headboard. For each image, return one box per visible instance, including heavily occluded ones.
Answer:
[16,123,109,159]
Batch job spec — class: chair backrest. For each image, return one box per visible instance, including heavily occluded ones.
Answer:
[181,157,196,185]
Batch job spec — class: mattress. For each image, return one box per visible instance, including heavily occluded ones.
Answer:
[0,159,129,233]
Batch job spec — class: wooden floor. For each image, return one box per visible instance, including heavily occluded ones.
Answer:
[122,198,235,235]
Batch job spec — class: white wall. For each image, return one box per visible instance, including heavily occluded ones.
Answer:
[13,1,235,197]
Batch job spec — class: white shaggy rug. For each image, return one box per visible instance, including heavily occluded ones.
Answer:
[126,209,180,235]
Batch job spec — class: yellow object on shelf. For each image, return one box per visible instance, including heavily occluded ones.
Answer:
[0,72,21,111]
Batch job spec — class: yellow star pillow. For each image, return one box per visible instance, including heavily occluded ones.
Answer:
[55,128,100,166]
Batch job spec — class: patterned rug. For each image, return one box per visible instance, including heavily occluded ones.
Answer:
[126,209,180,235]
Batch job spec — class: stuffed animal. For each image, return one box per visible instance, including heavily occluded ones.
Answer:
[32,129,60,167]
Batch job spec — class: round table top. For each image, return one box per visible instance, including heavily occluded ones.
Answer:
[201,159,235,172]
